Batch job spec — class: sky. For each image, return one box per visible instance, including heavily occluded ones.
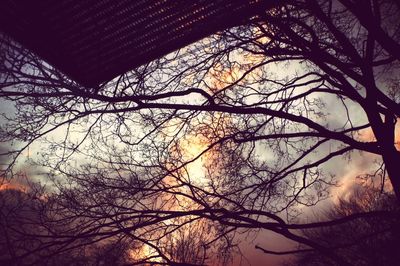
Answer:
[0,80,388,266]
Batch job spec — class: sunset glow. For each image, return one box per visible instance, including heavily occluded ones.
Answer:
[0,180,26,192]
[179,135,209,184]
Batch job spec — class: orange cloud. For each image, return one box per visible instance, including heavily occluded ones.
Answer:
[0,179,27,192]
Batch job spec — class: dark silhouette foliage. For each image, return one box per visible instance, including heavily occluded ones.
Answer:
[287,184,400,265]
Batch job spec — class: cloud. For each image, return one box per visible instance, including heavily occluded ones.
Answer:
[0,143,43,192]
[329,148,384,203]
[0,143,11,167]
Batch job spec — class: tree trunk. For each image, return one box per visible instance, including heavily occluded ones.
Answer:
[367,108,400,202]
[382,149,400,203]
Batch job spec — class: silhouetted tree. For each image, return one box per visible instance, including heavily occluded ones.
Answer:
[1,0,400,264]
[0,185,148,265]
[0,186,89,265]
[285,182,400,265]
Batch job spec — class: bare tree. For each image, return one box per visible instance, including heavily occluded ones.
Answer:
[285,181,400,265]
[1,0,400,264]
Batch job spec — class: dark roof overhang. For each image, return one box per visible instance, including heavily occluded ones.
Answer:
[1,0,274,87]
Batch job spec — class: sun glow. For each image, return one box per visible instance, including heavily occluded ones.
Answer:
[178,135,209,184]
[129,243,162,264]
[126,55,239,264]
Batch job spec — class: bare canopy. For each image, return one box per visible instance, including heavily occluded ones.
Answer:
[1,0,400,265]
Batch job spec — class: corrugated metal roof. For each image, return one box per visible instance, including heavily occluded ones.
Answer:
[0,0,273,87]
